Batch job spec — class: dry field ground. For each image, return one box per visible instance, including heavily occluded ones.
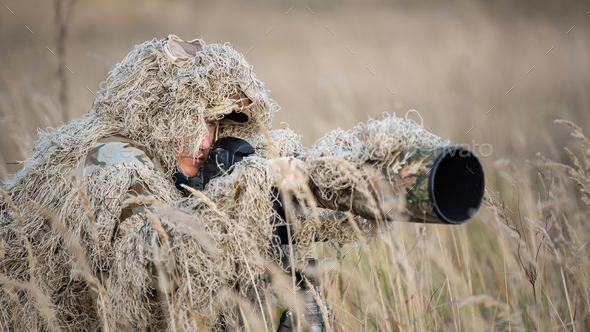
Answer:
[1,0,590,330]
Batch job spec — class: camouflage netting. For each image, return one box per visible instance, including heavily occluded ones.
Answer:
[303,112,448,224]
[0,34,447,332]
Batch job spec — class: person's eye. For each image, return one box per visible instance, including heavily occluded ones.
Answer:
[207,122,217,128]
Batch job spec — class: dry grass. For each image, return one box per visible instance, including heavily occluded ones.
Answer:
[1,0,590,331]
[309,121,590,331]
[3,121,589,332]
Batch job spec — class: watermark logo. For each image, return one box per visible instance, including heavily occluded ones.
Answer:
[454,140,493,158]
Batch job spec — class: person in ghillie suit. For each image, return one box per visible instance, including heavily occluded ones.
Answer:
[0,35,447,331]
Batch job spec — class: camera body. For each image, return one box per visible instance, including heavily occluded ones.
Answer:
[201,137,255,186]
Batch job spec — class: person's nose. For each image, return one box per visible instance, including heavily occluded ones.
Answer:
[201,137,212,150]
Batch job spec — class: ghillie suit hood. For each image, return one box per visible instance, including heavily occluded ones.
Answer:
[0,35,446,331]
[91,34,278,174]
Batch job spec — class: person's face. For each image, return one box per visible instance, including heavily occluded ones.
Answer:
[177,119,219,178]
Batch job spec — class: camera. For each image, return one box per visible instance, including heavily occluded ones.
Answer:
[201,137,255,186]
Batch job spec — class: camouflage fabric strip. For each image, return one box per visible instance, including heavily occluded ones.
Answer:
[66,136,163,181]
[65,136,165,220]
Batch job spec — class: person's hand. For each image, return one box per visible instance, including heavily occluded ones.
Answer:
[267,157,310,193]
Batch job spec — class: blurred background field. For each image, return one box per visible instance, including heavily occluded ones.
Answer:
[1,0,590,331]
